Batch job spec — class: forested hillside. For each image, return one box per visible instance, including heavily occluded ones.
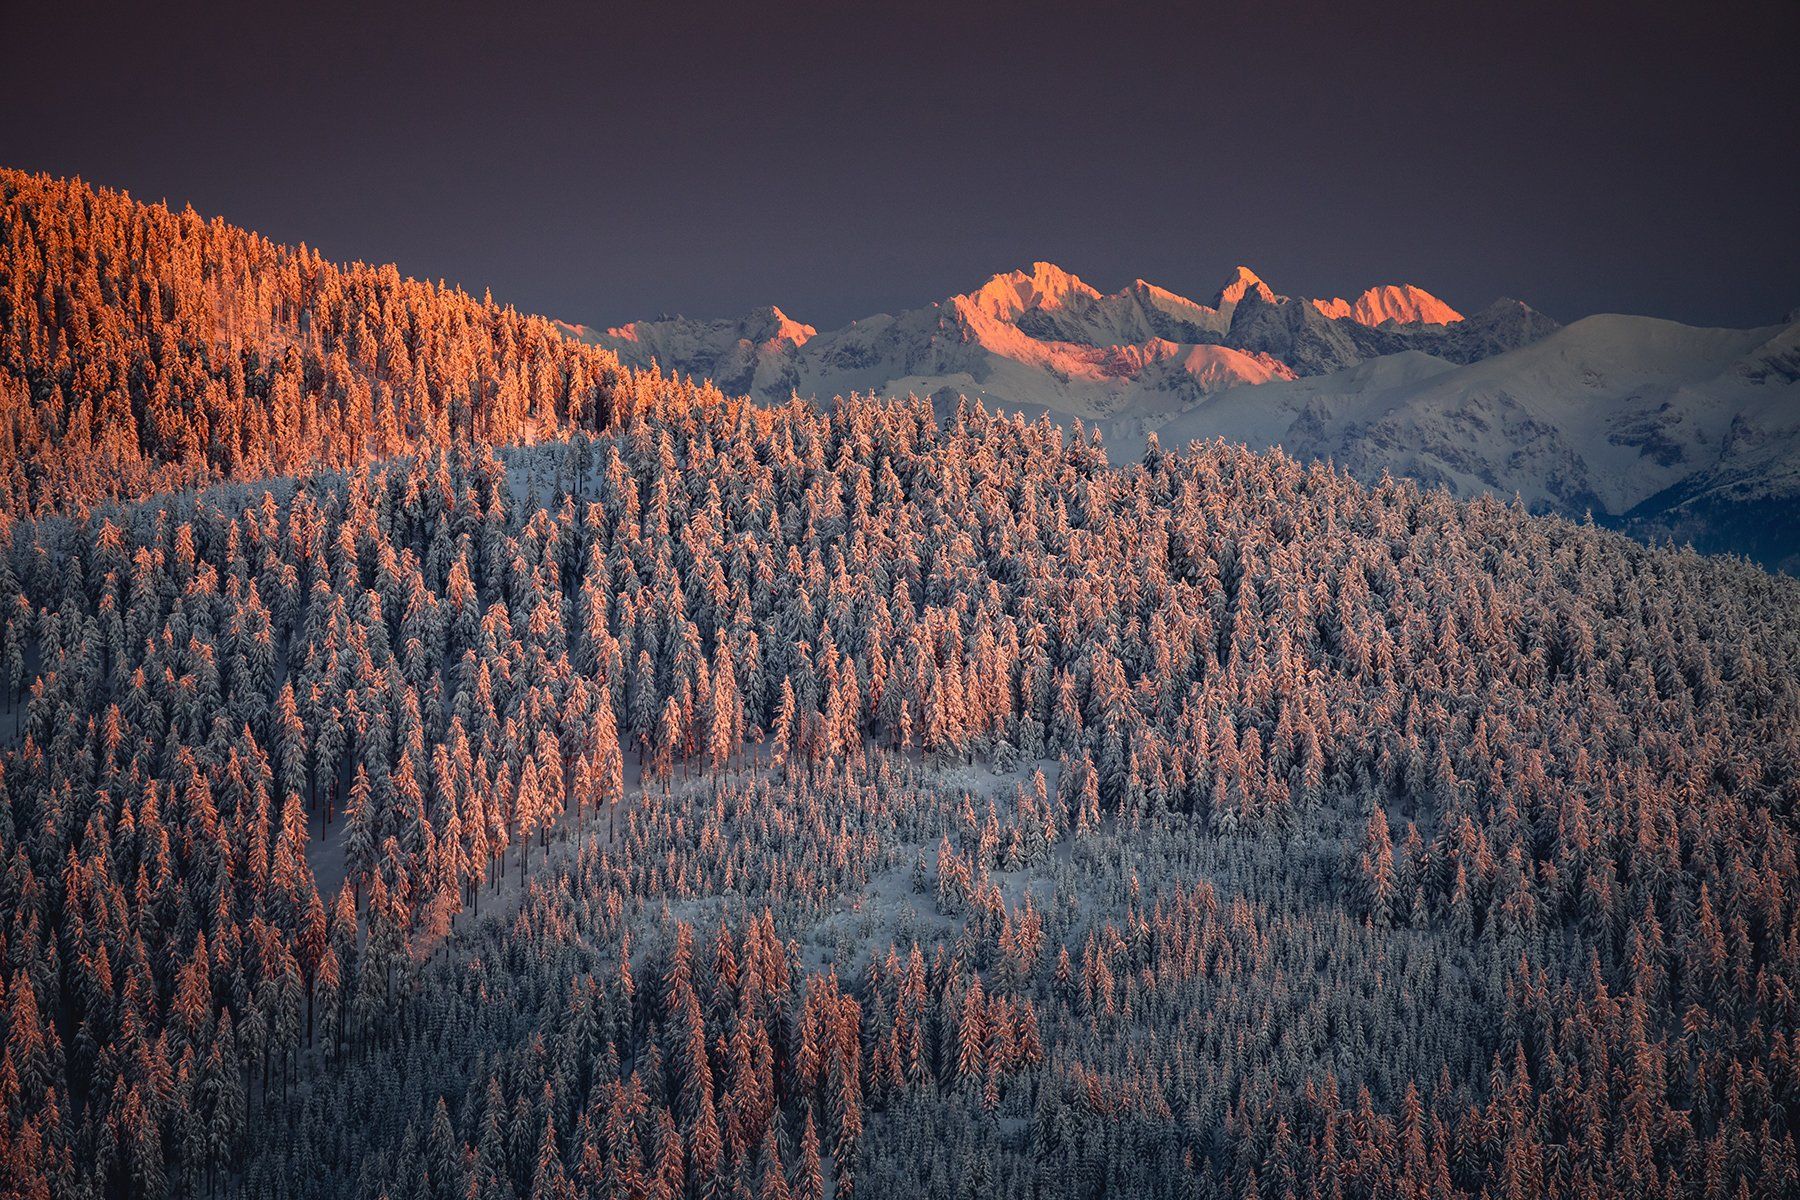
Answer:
[0,169,660,516]
[3,389,1799,1198]
[1,172,1799,1200]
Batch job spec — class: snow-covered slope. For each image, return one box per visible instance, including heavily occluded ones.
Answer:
[1148,313,1800,566]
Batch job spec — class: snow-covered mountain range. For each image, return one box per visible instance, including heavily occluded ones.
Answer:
[562,263,1800,569]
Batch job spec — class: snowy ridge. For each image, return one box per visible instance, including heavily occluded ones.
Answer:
[581,262,1525,422]
[1312,283,1464,327]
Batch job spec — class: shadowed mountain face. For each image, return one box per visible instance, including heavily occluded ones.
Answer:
[581,264,1800,570]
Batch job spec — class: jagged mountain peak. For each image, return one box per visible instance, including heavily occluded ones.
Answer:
[1213,265,1277,310]
[1129,277,1187,303]
[959,261,1101,319]
[1312,283,1464,327]
[757,304,818,345]
[592,260,1564,418]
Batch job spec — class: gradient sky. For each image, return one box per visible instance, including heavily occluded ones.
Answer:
[4,0,1796,331]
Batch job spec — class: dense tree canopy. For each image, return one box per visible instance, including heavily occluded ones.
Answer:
[0,168,658,515]
[1,170,1798,1200]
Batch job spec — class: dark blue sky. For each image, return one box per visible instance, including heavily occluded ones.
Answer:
[4,0,1795,331]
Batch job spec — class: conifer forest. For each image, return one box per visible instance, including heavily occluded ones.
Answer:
[2,168,1799,1200]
